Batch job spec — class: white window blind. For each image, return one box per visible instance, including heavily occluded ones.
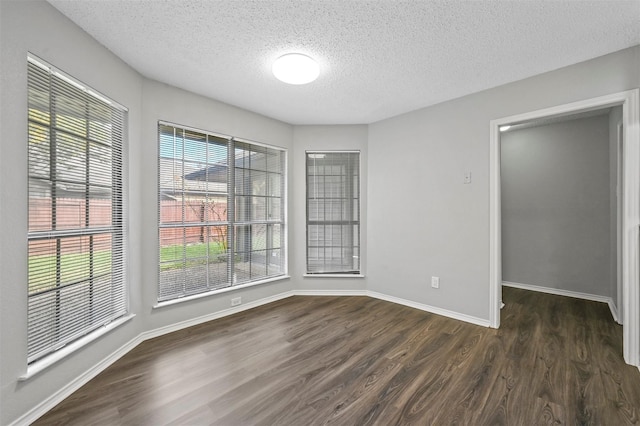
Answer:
[27,55,127,364]
[306,151,360,274]
[158,123,286,302]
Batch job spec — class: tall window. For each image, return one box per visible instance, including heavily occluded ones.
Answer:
[306,151,360,274]
[158,123,286,302]
[27,55,127,363]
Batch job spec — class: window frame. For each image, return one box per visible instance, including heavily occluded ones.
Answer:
[157,121,288,304]
[26,54,129,366]
[305,150,361,275]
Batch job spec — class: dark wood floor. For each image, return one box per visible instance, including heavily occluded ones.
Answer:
[35,287,640,425]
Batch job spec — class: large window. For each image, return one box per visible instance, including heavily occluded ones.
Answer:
[27,55,127,364]
[158,123,286,302]
[306,151,360,274]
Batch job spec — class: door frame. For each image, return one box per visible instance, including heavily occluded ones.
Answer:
[489,89,640,367]
[617,121,624,322]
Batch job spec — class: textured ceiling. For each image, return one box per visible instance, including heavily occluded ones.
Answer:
[47,0,640,125]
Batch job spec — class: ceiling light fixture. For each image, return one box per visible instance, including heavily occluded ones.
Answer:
[272,53,319,85]
[499,125,511,132]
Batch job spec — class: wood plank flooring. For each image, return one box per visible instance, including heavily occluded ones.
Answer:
[34,287,640,425]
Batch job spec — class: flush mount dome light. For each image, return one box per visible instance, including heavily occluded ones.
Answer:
[499,125,512,132]
[272,53,319,85]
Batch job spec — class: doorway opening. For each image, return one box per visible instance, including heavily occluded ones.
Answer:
[489,89,640,367]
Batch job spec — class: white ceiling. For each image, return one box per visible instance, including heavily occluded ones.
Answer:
[47,0,640,125]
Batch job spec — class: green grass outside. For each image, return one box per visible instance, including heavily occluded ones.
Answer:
[28,240,249,293]
[159,241,227,271]
[28,250,112,295]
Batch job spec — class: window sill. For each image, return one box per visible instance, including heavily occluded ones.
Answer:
[19,313,135,381]
[153,275,291,309]
[303,274,365,278]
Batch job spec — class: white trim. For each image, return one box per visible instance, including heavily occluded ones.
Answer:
[502,281,620,323]
[19,314,136,381]
[294,289,367,296]
[146,291,294,340]
[621,90,640,366]
[11,292,294,426]
[609,299,621,325]
[303,274,365,278]
[489,118,501,329]
[290,289,490,328]
[490,89,640,367]
[368,291,490,327]
[294,289,490,327]
[13,333,143,426]
[617,121,624,323]
[153,275,291,309]
[13,287,499,425]
[305,150,361,154]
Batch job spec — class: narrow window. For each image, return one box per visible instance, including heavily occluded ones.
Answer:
[306,151,360,274]
[27,55,128,363]
[158,123,286,302]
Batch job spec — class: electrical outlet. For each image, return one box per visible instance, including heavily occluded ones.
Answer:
[431,276,440,289]
[231,297,241,306]
[463,172,472,184]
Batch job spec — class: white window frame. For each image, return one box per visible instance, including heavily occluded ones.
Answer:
[305,150,361,275]
[26,54,129,369]
[157,122,288,304]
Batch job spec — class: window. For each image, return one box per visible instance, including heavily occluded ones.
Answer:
[306,151,360,274]
[27,55,127,364]
[158,123,286,302]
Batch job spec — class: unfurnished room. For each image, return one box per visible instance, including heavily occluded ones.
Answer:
[1,1,640,425]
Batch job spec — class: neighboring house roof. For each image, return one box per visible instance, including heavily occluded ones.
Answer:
[183,163,228,184]
[159,157,227,199]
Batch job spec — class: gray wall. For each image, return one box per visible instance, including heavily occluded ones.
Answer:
[1,2,295,424]
[1,0,639,423]
[1,1,143,424]
[367,45,639,321]
[292,125,368,291]
[500,115,611,296]
[140,80,294,333]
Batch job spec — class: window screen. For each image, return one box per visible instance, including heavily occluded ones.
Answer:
[27,55,127,363]
[306,151,360,274]
[158,123,286,302]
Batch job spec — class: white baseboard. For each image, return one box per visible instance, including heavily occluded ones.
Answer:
[367,291,491,327]
[294,289,367,296]
[13,334,143,426]
[608,300,622,325]
[141,291,296,341]
[294,289,490,327]
[12,291,295,426]
[15,288,489,425]
[502,281,621,324]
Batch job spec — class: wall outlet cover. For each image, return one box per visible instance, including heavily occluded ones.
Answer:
[431,276,440,288]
